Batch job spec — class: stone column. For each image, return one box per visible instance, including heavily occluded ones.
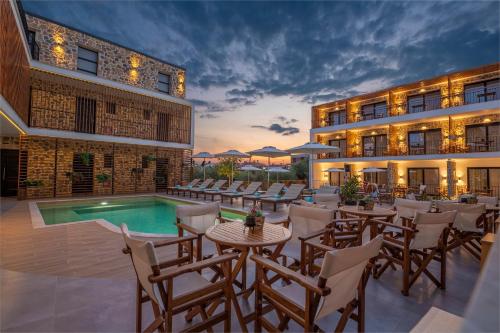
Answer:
[447,159,457,198]
[387,162,399,189]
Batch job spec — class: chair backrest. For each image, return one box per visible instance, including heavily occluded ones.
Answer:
[288,204,334,244]
[477,195,499,207]
[313,193,340,210]
[197,178,214,189]
[176,202,220,233]
[210,179,227,190]
[410,211,457,249]
[282,184,306,199]
[316,185,339,194]
[316,236,382,319]
[265,183,285,196]
[243,182,262,194]
[188,178,201,187]
[436,201,486,232]
[121,224,163,309]
[226,180,243,192]
[394,198,432,224]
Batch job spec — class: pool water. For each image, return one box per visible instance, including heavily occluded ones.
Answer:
[37,196,245,234]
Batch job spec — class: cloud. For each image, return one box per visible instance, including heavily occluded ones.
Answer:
[252,115,300,136]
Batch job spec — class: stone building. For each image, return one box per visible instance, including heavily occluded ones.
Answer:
[310,63,500,198]
[0,1,194,199]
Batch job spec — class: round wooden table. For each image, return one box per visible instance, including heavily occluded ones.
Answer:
[339,205,396,238]
[206,221,291,332]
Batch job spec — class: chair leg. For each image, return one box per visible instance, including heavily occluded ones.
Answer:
[136,279,143,333]
[254,266,263,333]
[402,250,410,296]
[357,285,365,332]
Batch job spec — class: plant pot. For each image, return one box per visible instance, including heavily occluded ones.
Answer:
[17,188,27,201]
[255,216,265,226]
[245,216,256,227]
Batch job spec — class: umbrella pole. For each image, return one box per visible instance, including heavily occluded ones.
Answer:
[267,156,270,188]
[203,158,206,181]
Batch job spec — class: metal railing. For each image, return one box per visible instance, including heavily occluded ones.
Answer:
[466,135,500,153]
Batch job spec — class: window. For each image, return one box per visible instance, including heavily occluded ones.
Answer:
[467,167,500,197]
[327,110,346,126]
[77,47,98,75]
[466,122,499,152]
[407,90,441,113]
[158,73,171,94]
[362,135,387,157]
[464,79,499,104]
[329,170,346,186]
[143,109,152,120]
[328,139,347,158]
[104,154,113,168]
[408,129,441,155]
[75,96,96,134]
[27,30,39,60]
[407,168,440,195]
[105,102,116,115]
[363,168,387,186]
[360,102,387,120]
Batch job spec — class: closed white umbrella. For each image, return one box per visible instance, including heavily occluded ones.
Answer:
[248,146,289,186]
[287,142,340,188]
[192,152,213,181]
[268,167,289,182]
[239,165,262,182]
[215,150,250,184]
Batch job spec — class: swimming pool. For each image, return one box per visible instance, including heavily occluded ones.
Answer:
[36,196,245,235]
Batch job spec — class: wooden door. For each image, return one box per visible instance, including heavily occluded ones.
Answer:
[0,149,19,196]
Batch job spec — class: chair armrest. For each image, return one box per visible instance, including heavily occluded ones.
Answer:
[298,229,326,241]
[177,222,205,236]
[304,239,334,253]
[267,219,289,227]
[150,253,239,282]
[371,218,415,232]
[250,255,330,296]
[153,235,197,248]
[219,216,241,224]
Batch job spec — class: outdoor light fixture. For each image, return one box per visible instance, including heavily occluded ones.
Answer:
[483,118,491,123]
[421,126,428,130]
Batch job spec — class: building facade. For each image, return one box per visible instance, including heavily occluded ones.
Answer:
[310,63,500,198]
[0,1,194,199]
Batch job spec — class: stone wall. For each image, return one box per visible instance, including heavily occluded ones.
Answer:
[20,135,190,199]
[27,15,186,98]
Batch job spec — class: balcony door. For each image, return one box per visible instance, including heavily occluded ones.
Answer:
[408,129,441,155]
[407,90,441,113]
[468,167,500,197]
[362,135,387,157]
[328,139,346,158]
[464,79,499,104]
[360,102,387,120]
[327,110,346,126]
[466,122,499,152]
[408,168,440,195]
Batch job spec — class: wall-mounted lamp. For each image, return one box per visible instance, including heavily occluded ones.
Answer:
[421,126,428,130]
[483,118,492,123]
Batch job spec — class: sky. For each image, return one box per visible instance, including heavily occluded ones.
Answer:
[23,1,500,163]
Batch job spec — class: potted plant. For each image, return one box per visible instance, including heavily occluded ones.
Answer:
[96,173,111,186]
[340,176,361,205]
[359,195,374,210]
[245,203,265,229]
[146,154,156,162]
[24,179,43,187]
[79,152,91,166]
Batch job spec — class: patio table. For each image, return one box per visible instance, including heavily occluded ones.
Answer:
[206,221,291,332]
[339,205,396,239]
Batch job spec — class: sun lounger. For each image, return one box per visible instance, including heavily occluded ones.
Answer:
[220,182,262,205]
[260,184,306,211]
[242,182,285,208]
[188,179,225,198]
[204,180,244,201]
[167,178,200,195]
[177,178,213,196]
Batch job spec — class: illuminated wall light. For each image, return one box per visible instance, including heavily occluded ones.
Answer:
[53,32,64,45]
[52,45,65,64]
[483,118,491,123]
[419,88,426,93]
[421,126,427,130]
[177,71,186,94]
[371,131,376,135]
[335,135,340,139]
[129,69,139,83]
[129,55,141,69]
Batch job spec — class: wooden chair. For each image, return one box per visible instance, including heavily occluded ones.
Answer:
[121,224,237,332]
[436,201,488,260]
[478,195,499,221]
[372,210,457,296]
[252,236,383,332]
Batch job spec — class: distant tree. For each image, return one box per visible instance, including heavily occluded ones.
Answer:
[291,159,308,180]
[216,157,240,181]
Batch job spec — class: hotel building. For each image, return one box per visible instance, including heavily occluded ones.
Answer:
[310,63,500,198]
[0,1,194,199]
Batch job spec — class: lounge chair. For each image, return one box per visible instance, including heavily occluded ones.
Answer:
[189,179,226,198]
[313,193,341,212]
[251,236,382,332]
[167,178,200,195]
[242,182,284,208]
[260,184,306,211]
[203,180,244,201]
[372,210,456,296]
[177,178,213,197]
[120,224,235,332]
[220,181,262,205]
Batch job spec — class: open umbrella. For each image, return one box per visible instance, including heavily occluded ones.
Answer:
[192,151,213,181]
[248,146,289,186]
[268,167,289,182]
[287,142,340,188]
[323,168,345,172]
[360,167,386,183]
[239,165,262,183]
[215,149,250,184]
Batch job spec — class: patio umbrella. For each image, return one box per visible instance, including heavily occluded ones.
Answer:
[287,142,340,188]
[191,151,213,181]
[360,167,386,183]
[247,146,289,186]
[215,149,250,184]
[323,168,345,172]
[268,167,289,182]
[239,165,262,182]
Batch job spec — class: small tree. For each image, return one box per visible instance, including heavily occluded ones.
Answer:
[291,159,308,180]
[216,157,239,182]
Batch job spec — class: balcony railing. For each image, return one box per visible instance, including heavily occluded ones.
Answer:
[315,89,499,128]
[466,135,500,153]
[362,146,389,157]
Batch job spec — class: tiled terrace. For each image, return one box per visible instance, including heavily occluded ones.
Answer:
[0,196,482,332]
